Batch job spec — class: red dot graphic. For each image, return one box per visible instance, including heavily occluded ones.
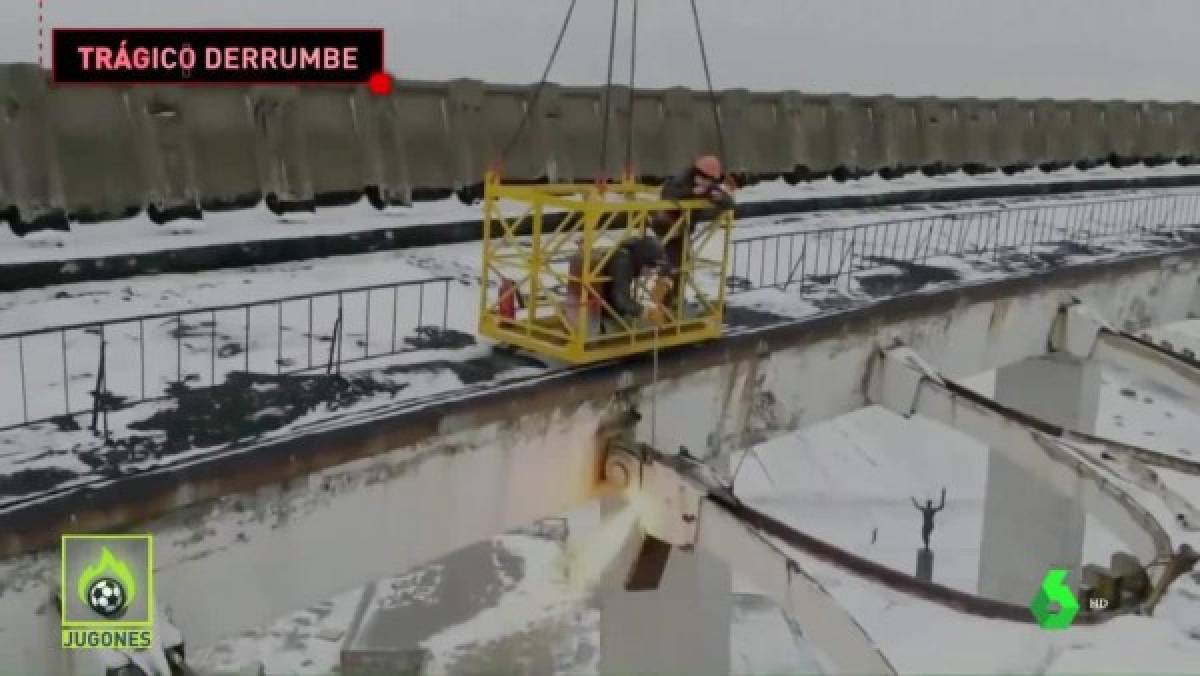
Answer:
[367,72,393,96]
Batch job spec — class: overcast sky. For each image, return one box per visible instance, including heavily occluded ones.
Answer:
[5,0,1195,101]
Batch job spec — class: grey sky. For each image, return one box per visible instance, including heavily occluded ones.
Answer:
[5,0,1195,101]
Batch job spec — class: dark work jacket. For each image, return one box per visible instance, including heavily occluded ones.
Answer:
[653,169,735,239]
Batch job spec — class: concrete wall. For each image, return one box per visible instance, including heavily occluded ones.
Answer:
[2,62,1197,229]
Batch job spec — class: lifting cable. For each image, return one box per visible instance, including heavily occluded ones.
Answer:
[598,0,622,180]
[689,0,727,165]
[498,0,579,171]
[624,0,639,176]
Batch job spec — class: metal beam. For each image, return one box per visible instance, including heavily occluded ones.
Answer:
[867,346,1172,584]
[1052,299,1200,402]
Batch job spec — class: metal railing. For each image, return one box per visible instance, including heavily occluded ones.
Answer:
[728,192,1200,293]
[0,277,454,431]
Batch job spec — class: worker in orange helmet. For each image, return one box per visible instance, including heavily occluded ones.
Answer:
[651,154,735,310]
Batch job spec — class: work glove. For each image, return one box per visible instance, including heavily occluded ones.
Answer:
[642,303,667,326]
[651,276,673,304]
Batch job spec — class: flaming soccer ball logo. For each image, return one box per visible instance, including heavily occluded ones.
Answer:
[76,546,137,619]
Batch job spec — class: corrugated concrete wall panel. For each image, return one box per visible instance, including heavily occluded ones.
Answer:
[49,86,146,220]
[889,99,922,168]
[863,96,900,170]
[480,85,536,179]
[1165,103,1190,160]
[795,95,834,173]
[775,92,810,174]
[446,79,492,187]
[1035,99,1071,164]
[249,86,313,205]
[1177,104,1200,160]
[827,95,859,171]
[0,64,64,223]
[957,98,997,168]
[916,97,957,169]
[663,87,702,175]
[1137,102,1177,161]
[126,87,199,212]
[714,89,754,175]
[599,84,634,178]
[525,83,569,182]
[180,87,260,209]
[744,93,790,175]
[298,87,368,198]
[390,81,454,190]
[628,89,667,178]
[355,83,412,205]
[558,88,603,181]
[1070,101,1104,165]
[994,99,1030,167]
[1102,101,1140,161]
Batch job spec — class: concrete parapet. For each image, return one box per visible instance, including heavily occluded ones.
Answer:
[1070,100,1105,168]
[1101,100,1140,166]
[248,85,314,212]
[0,68,1196,232]
[0,63,66,232]
[791,93,834,175]
[1036,99,1073,167]
[957,97,998,171]
[48,84,145,221]
[390,80,455,191]
[558,86,604,180]
[126,87,202,222]
[662,87,701,175]
[628,88,668,178]
[446,78,492,187]
[916,97,959,173]
[480,84,536,180]
[715,88,754,176]
[179,87,261,210]
[744,93,790,176]
[994,98,1033,170]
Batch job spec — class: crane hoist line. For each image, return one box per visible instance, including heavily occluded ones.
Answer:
[481,0,736,365]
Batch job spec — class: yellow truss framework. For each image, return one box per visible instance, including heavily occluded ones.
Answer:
[479,172,734,364]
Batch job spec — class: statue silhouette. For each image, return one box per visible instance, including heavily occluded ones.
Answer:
[911,488,946,549]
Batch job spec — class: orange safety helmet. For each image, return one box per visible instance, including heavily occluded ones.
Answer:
[693,155,723,181]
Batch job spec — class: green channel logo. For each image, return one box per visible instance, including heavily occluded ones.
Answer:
[61,534,155,650]
[1030,568,1080,629]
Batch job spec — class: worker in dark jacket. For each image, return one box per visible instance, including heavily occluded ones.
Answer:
[602,234,671,328]
[652,155,735,308]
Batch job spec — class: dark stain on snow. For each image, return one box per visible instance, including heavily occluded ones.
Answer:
[724,305,791,328]
[356,539,525,652]
[45,371,414,475]
[0,467,79,497]
[383,349,545,385]
[855,257,960,297]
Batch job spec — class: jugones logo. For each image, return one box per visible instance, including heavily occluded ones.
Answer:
[61,535,154,650]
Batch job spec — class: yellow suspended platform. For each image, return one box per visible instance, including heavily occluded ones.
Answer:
[479,173,734,365]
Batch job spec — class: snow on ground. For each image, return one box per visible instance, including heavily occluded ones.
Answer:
[1096,363,1200,463]
[1,163,1197,266]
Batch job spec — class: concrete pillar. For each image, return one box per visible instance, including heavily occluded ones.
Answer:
[597,522,732,676]
[977,354,1099,604]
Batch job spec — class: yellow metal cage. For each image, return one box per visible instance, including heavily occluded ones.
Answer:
[479,173,734,364]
